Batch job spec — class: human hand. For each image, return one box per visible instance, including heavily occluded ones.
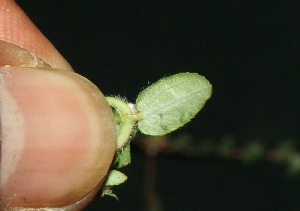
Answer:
[0,0,117,210]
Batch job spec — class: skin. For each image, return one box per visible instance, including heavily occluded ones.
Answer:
[0,0,117,210]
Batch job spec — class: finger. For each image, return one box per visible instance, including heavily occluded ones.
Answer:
[0,66,116,209]
[0,0,73,71]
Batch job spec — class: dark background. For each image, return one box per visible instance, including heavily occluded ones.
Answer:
[16,1,300,210]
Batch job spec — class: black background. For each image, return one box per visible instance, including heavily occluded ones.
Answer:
[15,1,300,210]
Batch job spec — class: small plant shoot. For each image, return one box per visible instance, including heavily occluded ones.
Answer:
[102,72,212,198]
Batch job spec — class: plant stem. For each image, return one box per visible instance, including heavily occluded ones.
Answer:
[106,97,143,149]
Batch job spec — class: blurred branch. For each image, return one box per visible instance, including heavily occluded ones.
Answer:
[142,136,164,211]
[136,135,300,176]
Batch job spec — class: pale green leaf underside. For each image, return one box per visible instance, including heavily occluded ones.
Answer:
[105,170,128,186]
[136,72,212,135]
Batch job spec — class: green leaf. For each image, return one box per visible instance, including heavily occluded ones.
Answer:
[105,170,128,186]
[99,169,128,200]
[114,142,131,168]
[136,72,212,135]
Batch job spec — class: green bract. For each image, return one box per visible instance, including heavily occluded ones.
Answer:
[136,72,212,136]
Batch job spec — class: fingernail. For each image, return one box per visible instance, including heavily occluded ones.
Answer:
[0,40,50,67]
